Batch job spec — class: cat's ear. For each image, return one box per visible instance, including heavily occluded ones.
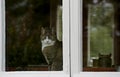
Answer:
[41,27,45,35]
[108,53,112,57]
[98,53,102,58]
[51,27,56,35]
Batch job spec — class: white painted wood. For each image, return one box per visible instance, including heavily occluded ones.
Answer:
[0,0,70,77]
[74,72,120,77]
[0,0,3,72]
[70,0,82,76]
[0,72,69,77]
[62,0,70,74]
[2,0,6,72]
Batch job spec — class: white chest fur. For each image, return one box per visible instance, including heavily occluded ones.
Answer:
[41,36,55,51]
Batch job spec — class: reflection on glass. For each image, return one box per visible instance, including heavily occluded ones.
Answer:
[6,0,63,71]
[87,1,114,67]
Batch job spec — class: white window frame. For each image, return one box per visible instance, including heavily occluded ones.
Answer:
[2,0,120,77]
[70,0,120,77]
[0,0,70,77]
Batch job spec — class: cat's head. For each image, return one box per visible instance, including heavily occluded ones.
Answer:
[98,53,112,67]
[99,53,111,58]
[40,27,57,46]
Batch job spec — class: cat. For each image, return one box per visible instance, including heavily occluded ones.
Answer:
[98,53,112,67]
[40,27,63,71]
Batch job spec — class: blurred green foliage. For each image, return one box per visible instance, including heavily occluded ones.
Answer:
[89,3,114,57]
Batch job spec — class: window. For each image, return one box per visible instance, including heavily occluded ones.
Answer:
[70,0,120,77]
[0,0,120,77]
[6,0,63,71]
[0,0,70,77]
[83,0,120,72]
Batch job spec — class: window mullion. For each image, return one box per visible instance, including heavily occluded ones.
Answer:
[70,0,82,76]
[0,0,4,72]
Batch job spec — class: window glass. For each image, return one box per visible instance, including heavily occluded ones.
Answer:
[6,0,63,71]
[83,0,120,72]
[88,0,114,67]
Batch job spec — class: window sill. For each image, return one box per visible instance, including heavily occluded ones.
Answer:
[83,67,116,72]
[6,65,48,71]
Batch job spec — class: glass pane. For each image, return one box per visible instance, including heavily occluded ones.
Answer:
[88,1,114,67]
[6,0,63,71]
[83,0,120,72]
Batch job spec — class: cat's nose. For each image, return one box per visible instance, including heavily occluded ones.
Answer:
[45,39,49,42]
[46,39,49,43]
[46,36,49,40]
[45,36,50,43]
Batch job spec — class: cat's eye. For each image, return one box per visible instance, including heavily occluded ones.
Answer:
[49,35,56,40]
[41,36,46,40]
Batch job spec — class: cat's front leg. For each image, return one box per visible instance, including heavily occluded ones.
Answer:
[43,54,50,64]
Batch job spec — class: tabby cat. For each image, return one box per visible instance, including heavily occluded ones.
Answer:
[40,27,63,71]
